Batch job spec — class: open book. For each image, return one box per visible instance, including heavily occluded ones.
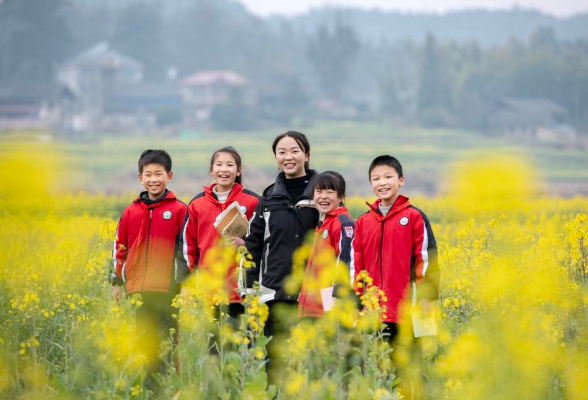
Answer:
[214,201,249,239]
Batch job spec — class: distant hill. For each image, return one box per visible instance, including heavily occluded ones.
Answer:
[70,1,588,45]
[269,7,588,45]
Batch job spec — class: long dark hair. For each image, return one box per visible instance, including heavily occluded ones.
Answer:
[210,146,243,185]
[272,131,311,171]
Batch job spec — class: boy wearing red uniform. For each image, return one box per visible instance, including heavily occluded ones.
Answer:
[110,149,187,386]
[353,155,439,342]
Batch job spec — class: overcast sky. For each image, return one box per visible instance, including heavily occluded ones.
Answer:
[238,0,587,17]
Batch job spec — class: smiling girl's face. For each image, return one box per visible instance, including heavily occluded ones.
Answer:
[313,187,342,214]
[211,152,241,192]
[274,136,309,179]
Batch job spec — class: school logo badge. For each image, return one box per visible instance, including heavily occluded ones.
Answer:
[399,216,409,226]
[240,205,247,215]
[344,226,354,238]
[322,229,329,239]
[163,210,172,220]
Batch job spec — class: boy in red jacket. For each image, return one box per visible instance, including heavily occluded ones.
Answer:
[353,155,439,343]
[110,149,187,387]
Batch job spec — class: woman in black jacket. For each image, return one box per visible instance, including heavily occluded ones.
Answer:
[243,130,319,380]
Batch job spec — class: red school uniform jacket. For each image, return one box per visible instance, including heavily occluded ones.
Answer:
[352,195,439,323]
[298,206,355,318]
[176,183,260,303]
[112,191,188,295]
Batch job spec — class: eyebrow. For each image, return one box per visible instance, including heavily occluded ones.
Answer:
[276,146,302,151]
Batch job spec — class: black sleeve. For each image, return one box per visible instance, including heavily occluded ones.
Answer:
[422,211,440,299]
[334,215,355,298]
[337,215,355,267]
[174,210,191,284]
[244,200,265,288]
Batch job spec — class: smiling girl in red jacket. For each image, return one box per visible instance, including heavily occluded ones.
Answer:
[353,155,439,344]
[176,146,260,318]
[298,171,355,319]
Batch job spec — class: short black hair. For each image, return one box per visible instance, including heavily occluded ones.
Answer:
[313,171,346,199]
[272,130,311,171]
[368,155,403,179]
[138,149,172,173]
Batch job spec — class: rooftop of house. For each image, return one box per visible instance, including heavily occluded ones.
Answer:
[62,42,143,70]
[181,70,248,86]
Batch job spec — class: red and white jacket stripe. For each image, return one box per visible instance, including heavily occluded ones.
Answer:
[175,183,260,303]
[111,191,187,295]
[298,206,355,318]
[352,195,439,323]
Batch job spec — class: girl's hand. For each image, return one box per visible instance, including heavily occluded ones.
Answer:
[111,286,122,303]
[229,236,245,247]
[180,286,192,303]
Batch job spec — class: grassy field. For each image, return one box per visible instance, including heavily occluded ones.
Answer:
[1,122,586,197]
[1,143,588,399]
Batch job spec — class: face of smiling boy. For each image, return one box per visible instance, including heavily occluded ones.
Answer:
[370,165,405,207]
[139,163,173,200]
[275,136,309,179]
[314,188,342,214]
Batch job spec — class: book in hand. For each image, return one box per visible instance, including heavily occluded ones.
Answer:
[412,306,438,338]
[214,201,249,239]
[320,286,336,312]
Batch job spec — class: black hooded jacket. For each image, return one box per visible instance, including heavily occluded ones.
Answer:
[243,170,320,302]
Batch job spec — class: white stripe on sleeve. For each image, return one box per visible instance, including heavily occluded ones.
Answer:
[182,219,190,267]
[421,222,429,276]
[349,237,356,285]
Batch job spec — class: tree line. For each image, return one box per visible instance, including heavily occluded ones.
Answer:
[1,0,587,130]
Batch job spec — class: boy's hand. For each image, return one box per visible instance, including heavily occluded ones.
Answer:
[228,236,245,247]
[419,298,435,317]
[111,285,122,303]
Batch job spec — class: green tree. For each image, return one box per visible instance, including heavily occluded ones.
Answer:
[111,1,167,81]
[169,0,227,75]
[306,19,360,101]
[0,0,74,82]
[417,33,455,127]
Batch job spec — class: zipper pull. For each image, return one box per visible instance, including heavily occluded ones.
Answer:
[150,209,153,219]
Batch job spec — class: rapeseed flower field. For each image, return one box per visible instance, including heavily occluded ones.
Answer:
[1,145,587,399]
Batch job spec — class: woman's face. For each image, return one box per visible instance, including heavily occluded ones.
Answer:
[274,136,309,178]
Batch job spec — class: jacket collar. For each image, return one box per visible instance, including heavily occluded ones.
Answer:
[319,206,350,228]
[204,182,244,206]
[135,190,175,207]
[266,169,317,201]
[366,195,410,221]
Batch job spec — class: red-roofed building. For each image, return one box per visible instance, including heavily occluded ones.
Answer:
[180,70,255,125]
